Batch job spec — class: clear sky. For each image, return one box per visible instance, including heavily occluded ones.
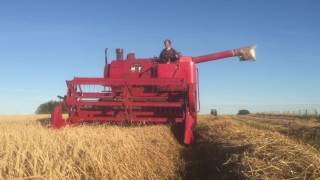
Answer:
[0,0,320,114]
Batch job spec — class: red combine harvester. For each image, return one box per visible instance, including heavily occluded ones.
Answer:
[51,45,256,144]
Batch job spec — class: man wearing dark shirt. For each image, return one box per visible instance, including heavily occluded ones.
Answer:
[159,39,180,64]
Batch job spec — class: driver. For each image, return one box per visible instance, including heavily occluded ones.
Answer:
[159,39,180,64]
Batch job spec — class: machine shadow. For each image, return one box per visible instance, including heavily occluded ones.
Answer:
[37,117,187,146]
[170,123,185,145]
[181,132,253,180]
[37,117,185,138]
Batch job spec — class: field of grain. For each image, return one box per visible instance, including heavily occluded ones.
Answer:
[0,115,184,179]
[0,114,320,179]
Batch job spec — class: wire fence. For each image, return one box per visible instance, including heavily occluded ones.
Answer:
[201,104,320,116]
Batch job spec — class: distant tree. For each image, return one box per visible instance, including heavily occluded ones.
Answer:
[237,109,250,115]
[210,109,217,116]
[35,100,67,114]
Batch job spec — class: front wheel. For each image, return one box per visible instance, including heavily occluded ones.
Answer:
[51,104,66,128]
[184,111,196,144]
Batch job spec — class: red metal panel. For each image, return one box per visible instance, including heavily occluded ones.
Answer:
[70,77,186,86]
[76,101,183,108]
[78,111,155,116]
[75,116,183,123]
[157,64,179,78]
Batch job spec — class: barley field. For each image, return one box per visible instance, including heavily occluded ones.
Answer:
[0,114,320,179]
[0,115,184,179]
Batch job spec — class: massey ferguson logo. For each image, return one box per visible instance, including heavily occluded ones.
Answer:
[130,64,143,72]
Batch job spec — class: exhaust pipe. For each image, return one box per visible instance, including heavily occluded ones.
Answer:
[105,48,108,64]
[116,48,124,60]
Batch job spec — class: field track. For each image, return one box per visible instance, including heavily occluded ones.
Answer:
[0,115,320,179]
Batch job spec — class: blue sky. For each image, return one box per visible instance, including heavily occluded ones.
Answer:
[0,0,319,114]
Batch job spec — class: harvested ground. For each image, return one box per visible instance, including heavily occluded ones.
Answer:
[0,115,320,179]
[234,114,320,148]
[190,116,320,179]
